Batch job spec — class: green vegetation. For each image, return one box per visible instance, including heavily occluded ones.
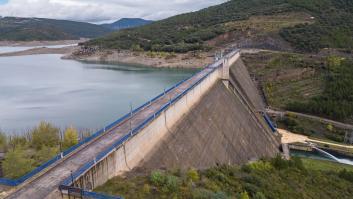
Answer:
[243,52,325,109]
[87,0,353,53]
[94,156,353,199]
[287,57,353,121]
[0,122,81,179]
[277,114,347,143]
[300,157,353,172]
[243,51,353,122]
[0,17,111,41]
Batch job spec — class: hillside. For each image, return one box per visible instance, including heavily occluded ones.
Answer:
[243,51,353,139]
[0,17,111,41]
[86,0,353,53]
[101,18,153,30]
[94,157,353,199]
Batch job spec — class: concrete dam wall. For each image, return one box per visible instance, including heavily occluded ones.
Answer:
[72,52,280,192]
[4,50,280,199]
[138,60,280,170]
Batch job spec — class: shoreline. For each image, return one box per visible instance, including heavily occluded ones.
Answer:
[0,46,78,57]
[64,50,214,69]
[0,39,86,47]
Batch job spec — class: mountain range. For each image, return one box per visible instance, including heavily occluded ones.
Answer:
[101,18,153,30]
[0,17,152,41]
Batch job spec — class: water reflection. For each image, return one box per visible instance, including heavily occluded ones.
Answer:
[0,53,195,133]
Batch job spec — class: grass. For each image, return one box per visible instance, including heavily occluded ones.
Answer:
[242,51,325,109]
[301,157,353,172]
[94,157,353,199]
[225,12,313,35]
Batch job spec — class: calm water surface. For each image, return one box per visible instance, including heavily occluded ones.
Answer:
[0,54,195,133]
[0,44,77,54]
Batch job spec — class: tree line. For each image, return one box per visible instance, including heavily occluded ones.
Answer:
[287,57,353,121]
[0,122,88,179]
[87,0,353,53]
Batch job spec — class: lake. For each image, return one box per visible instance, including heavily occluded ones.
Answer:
[0,54,195,133]
[0,44,77,54]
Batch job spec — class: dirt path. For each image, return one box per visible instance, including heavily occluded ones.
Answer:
[267,109,353,130]
[278,129,353,150]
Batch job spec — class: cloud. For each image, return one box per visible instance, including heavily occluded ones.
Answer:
[0,0,226,23]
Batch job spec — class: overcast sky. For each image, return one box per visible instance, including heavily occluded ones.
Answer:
[0,0,226,23]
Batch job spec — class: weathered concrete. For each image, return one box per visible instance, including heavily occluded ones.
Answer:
[136,80,280,170]
[229,58,265,110]
[74,62,223,190]
[5,50,281,199]
[5,61,221,199]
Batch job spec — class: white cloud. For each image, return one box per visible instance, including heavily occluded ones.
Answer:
[0,0,226,23]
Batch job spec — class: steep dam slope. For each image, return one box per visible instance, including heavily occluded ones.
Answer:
[137,60,281,170]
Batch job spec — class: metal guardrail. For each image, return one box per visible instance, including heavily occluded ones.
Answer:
[59,185,123,199]
[2,49,239,199]
[263,113,277,133]
[59,49,239,188]
[0,65,207,187]
[61,64,222,186]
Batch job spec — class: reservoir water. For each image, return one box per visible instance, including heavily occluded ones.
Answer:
[0,44,77,54]
[0,54,195,133]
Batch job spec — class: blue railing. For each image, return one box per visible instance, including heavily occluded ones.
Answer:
[61,62,223,187]
[59,185,123,199]
[0,49,238,193]
[0,67,205,187]
[263,113,277,132]
[83,191,123,199]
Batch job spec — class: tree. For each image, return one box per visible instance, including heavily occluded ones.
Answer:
[2,148,34,179]
[34,145,59,165]
[326,123,334,132]
[63,126,79,150]
[0,132,7,152]
[31,121,60,150]
[240,191,250,199]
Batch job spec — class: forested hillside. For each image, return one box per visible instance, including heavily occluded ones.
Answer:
[0,17,111,41]
[101,18,153,30]
[87,0,353,53]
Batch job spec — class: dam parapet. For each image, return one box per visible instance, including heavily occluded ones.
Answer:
[4,49,280,199]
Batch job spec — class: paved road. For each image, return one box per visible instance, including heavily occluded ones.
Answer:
[267,109,353,130]
[6,67,216,199]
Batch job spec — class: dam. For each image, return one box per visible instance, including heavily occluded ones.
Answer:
[2,49,281,199]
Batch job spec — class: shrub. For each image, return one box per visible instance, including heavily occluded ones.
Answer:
[165,175,180,192]
[2,148,34,179]
[187,168,200,182]
[31,121,60,150]
[142,184,151,194]
[150,170,166,186]
[63,126,79,150]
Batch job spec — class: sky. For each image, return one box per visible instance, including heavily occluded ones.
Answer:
[0,0,226,24]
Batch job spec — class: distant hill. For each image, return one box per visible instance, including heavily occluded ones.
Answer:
[87,0,353,53]
[0,17,112,41]
[101,18,153,30]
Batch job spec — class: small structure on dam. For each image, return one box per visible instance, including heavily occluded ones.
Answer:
[4,49,281,199]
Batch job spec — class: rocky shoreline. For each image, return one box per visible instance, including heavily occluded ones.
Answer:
[64,48,214,69]
[0,39,85,47]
